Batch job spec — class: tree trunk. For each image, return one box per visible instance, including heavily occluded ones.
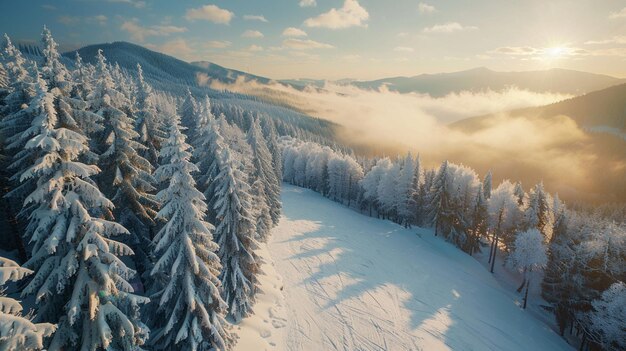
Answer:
[517,267,527,292]
[490,233,499,273]
[522,278,530,309]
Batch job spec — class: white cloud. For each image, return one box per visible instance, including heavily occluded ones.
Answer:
[107,0,146,9]
[58,15,81,26]
[145,38,195,61]
[88,15,108,25]
[418,3,436,14]
[207,40,232,48]
[488,46,540,56]
[609,7,626,19]
[304,0,369,29]
[185,4,234,24]
[394,46,414,52]
[585,35,626,45]
[299,0,317,7]
[247,44,264,52]
[423,22,477,33]
[282,38,334,50]
[121,20,188,42]
[243,15,268,22]
[282,27,307,37]
[41,4,56,10]
[242,30,264,38]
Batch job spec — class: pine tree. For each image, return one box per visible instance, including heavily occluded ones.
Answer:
[466,183,488,255]
[247,117,281,228]
[261,118,282,185]
[377,160,400,220]
[483,170,492,199]
[135,63,165,168]
[90,49,158,288]
[524,182,554,242]
[212,147,261,321]
[18,76,148,350]
[395,153,415,227]
[179,89,197,130]
[487,180,521,273]
[511,229,547,309]
[513,181,525,207]
[0,257,56,351]
[428,161,453,236]
[149,117,232,351]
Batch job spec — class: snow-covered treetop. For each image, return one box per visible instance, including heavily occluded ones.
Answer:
[511,229,547,272]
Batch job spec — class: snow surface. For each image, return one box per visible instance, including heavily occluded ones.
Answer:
[236,184,572,351]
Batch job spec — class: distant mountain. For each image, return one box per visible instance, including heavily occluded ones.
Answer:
[349,67,624,97]
[452,82,626,132]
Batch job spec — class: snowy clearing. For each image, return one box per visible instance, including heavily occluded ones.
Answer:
[238,184,572,351]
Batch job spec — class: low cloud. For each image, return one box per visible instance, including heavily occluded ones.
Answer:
[304,0,369,29]
[107,0,146,8]
[283,27,308,37]
[185,4,234,24]
[423,22,477,33]
[207,40,232,48]
[585,35,626,45]
[282,38,334,50]
[200,77,613,202]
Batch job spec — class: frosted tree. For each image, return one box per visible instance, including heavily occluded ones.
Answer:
[212,147,261,321]
[360,158,391,217]
[247,118,281,227]
[513,181,525,206]
[149,117,232,351]
[0,257,56,351]
[179,89,198,129]
[377,160,401,220]
[40,26,70,92]
[487,180,522,273]
[410,155,424,225]
[466,183,488,255]
[588,282,626,350]
[524,182,554,241]
[18,77,149,350]
[262,118,282,184]
[395,153,415,227]
[135,63,165,167]
[428,161,453,236]
[483,170,492,199]
[511,229,547,309]
[70,52,93,101]
[90,49,158,286]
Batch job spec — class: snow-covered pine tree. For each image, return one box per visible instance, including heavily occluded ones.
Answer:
[513,181,525,207]
[149,116,232,351]
[587,281,626,350]
[89,49,158,288]
[261,118,282,186]
[395,153,415,227]
[524,182,554,242]
[511,229,547,309]
[179,88,198,130]
[377,160,400,220]
[212,147,261,321]
[409,154,424,225]
[0,257,56,351]
[428,160,453,236]
[487,180,522,273]
[18,76,148,350]
[466,182,488,255]
[360,158,390,217]
[135,63,165,168]
[247,117,281,229]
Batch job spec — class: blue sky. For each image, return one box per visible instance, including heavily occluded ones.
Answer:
[1,0,625,79]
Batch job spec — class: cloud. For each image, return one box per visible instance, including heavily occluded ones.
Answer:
[488,45,626,59]
[88,15,108,25]
[489,46,539,56]
[609,7,626,19]
[58,15,81,26]
[242,30,264,38]
[243,15,268,22]
[41,4,56,10]
[418,3,436,14]
[282,27,308,37]
[394,46,414,52]
[299,0,317,7]
[121,20,188,42]
[185,4,234,24]
[145,38,195,61]
[585,35,626,45]
[205,78,607,202]
[282,38,334,50]
[107,0,146,8]
[423,22,477,33]
[304,0,369,29]
[247,44,264,52]
[207,40,232,48]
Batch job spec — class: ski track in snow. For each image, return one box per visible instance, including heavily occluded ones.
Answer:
[236,184,572,351]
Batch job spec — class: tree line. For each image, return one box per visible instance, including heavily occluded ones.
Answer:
[0,27,283,351]
[281,138,625,351]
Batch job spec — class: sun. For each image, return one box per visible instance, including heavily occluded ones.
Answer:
[546,46,566,58]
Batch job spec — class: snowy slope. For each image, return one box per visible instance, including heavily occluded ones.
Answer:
[239,184,572,351]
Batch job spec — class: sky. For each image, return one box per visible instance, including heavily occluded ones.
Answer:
[1,0,626,80]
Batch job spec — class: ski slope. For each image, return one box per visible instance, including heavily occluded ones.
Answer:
[237,184,572,351]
